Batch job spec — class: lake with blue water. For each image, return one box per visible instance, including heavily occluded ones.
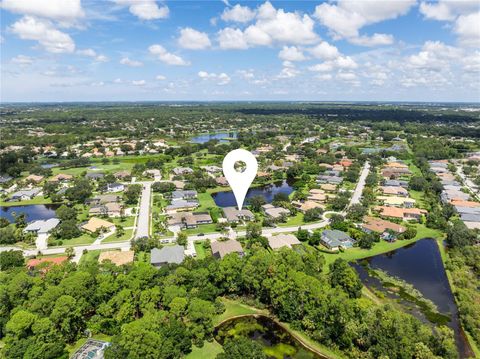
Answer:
[191,131,238,144]
[212,180,294,207]
[0,204,60,223]
[353,239,473,358]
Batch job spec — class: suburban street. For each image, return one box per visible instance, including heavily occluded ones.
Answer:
[456,164,480,200]
[348,161,370,208]
[135,181,152,239]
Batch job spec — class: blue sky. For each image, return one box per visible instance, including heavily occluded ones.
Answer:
[1,0,479,102]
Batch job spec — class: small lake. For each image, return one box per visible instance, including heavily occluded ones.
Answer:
[352,239,473,358]
[0,204,60,223]
[212,180,294,207]
[191,131,238,144]
[214,315,323,359]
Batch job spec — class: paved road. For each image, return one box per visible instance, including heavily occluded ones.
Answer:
[456,164,480,200]
[348,161,370,208]
[135,182,152,239]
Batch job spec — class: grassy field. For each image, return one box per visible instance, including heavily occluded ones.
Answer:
[277,212,304,227]
[184,223,218,235]
[51,233,96,247]
[185,341,223,359]
[194,242,207,259]
[196,192,217,212]
[110,216,136,227]
[102,228,134,243]
[0,196,55,207]
[78,249,101,266]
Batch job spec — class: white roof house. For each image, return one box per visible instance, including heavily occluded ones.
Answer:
[24,218,60,234]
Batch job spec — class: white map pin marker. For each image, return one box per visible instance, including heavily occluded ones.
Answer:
[222,149,258,210]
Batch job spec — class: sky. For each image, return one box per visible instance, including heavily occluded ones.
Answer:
[0,0,479,102]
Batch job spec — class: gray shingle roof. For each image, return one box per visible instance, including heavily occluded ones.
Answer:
[150,245,185,266]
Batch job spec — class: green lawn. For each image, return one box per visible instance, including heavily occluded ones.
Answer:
[78,249,101,266]
[185,341,223,359]
[50,233,96,247]
[196,192,217,212]
[0,196,55,207]
[111,216,136,227]
[102,228,134,243]
[194,241,207,259]
[184,223,218,235]
[278,213,304,227]
[214,298,267,326]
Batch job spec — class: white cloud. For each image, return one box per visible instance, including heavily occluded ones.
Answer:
[178,28,211,50]
[314,0,415,46]
[308,41,339,60]
[148,44,189,66]
[309,55,358,73]
[218,1,318,49]
[120,57,143,67]
[114,0,169,20]
[91,81,104,87]
[277,66,300,79]
[11,54,33,65]
[197,71,231,85]
[1,0,84,22]
[217,27,249,49]
[221,4,256,23]
[113,78,123,83]
[349,33,394,47]
[237,69,255,80]
[10,16,75,53]
[156,75,166,80]
[419,1,479,21]
[454,12,480,47]
[278,46,306,61]
[77,48,108,62]
[337,72,357,81]
[132,80,146,86]
[406,41,462,71]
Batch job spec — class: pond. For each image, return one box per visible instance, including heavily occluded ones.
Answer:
[191,131,238,144]
[0,204,60,223]
[214,315,323,359]
[352,238,473,358]
[212,180,294,207]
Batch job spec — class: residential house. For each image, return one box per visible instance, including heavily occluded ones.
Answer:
[223,207,255,223]
[375,206,427,221]
[362,216,406,240]
[49,173,73,182]
[151,245,185,267]
[89,202,122,217]
[167,212,213,229]
[86,194,121,205]
[211,239,244,259]
[321,230,355,250]
[202,165,222,174]
[165,199,199,213]
[25,174,44,184]
[216,177,229,186]
[262,204,290,220]
[114,170,131,180]
[10,188,41,201]
[98,250,134,266]
[172,167,194,176]
[170,190,197,200]
[380,186,409,197]
[317,175,343,185]
[320,183,337,192]
[85,172,105,180]
[24,218,60,236]
[383,179,408,188]
[378,196,416,208]
[292,200,325,213]
[101,183,125,193]
[268,234,301,250]
[81,217,115,233]
[0,175,12,184]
